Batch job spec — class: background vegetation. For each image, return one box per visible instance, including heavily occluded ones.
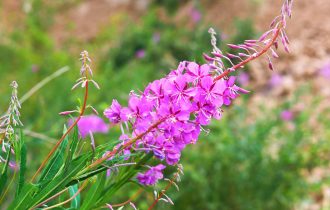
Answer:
[0,0,329,209]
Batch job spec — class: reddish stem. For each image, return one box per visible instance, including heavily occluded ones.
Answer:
[31,187,69,209]
[31,81,89,182]
[148,172,179,210]
[0,134,4,145]
[82,25,282,178]
[86,117,167,171]
[214,28,281,82]
[110,188,144,208]
[42,180,88,210]
[85,28,281,172]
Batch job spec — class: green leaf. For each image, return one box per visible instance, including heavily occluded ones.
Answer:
[69,184,80,208]
[80,173,106,210]
[70,153,137,185]
[95,153,152,207]
[25,155,91,209]
[0,147,11,195]
[38,125,69,184]
[16,132,27,196]
[8,183,39,210]
[64,126,79,170]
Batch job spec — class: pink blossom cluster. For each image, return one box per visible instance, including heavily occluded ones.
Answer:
[104,61,248,185]
[137,164,166,186]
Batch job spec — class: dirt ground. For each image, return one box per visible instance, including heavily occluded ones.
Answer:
[47,0,330,101]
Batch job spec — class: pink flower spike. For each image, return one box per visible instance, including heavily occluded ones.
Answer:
[59,110,77,116]
[281,34,290,53]
[106,204,114,210]
[227,44,240,50]
[212,52,225,58]
[238,87,250,94]
[270,16,281,28]
[203,53,214,62]
[274,41,279,50]
[130,202,137,210]
[271,48,279,58]
[281,30,290,44]
[267,56,274,71]
[245,40,257,44]
[227,53,240,59]
[259,30,273,42]
[243,43,257,48]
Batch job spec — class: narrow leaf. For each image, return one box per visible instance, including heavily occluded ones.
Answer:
[69,184,80,208]
[64,125,80,170]
[8,183,39,210]
[38,125,69,184]
[0,148,11,195]
[17,131,27,196]
[80,173,106,210]
[25,155,90,209]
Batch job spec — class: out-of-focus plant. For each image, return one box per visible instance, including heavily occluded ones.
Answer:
[98,9,255,103]
[0,1,295,209]
[161,100,330,210]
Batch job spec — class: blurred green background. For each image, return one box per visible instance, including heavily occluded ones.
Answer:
[0,0,329,209]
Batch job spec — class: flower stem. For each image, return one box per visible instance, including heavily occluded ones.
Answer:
[148,172,179,210]
[109,188,144,208]
[214,27,281,82]
[0,134,4,145]
[31,187,69,209]
[40,180,88,210]
[31,81,89,182]
[82,117,168,173]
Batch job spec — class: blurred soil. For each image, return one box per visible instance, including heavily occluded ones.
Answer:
[251,1,330,209]
[49,0,330,102]
[51,0,151,44]
[251,0,330,99]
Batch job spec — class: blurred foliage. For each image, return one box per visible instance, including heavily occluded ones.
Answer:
[152,0,183,14]
[162,103,330,210]
[1,1,329,209]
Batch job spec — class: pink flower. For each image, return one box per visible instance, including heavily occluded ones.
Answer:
[135,49,146,59]
[74,115,109,138]
[320,62,330,79]
[137,164,166,185]
[104,61,248,166]
[191,8,201,23]
[31,64,39,73]
[269,73,283,88]
[104,99,122,124]
[238,72,250,86]
[152,32,161,43]
[280,110,294,121]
